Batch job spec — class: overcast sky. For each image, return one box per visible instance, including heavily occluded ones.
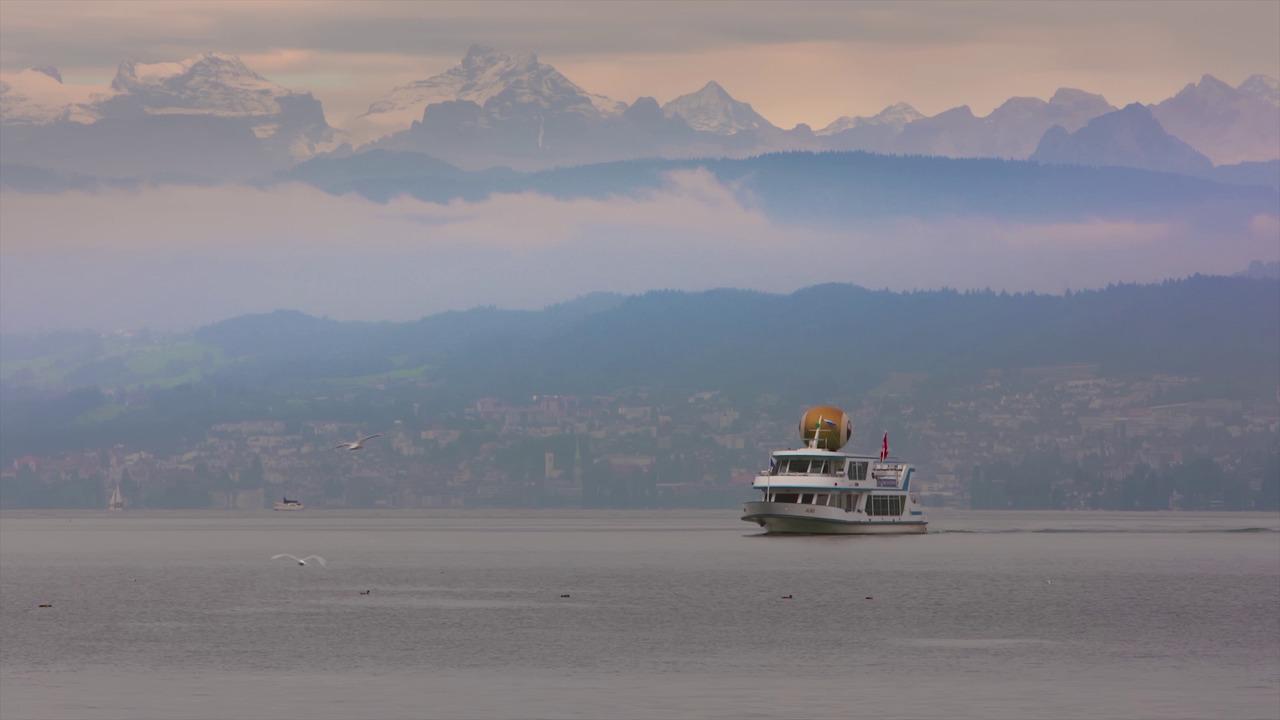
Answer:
[2,0,1277,128]
[1,1,1278,332]
[4,174,1277,332]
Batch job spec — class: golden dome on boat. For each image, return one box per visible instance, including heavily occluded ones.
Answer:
[798,406,852,450]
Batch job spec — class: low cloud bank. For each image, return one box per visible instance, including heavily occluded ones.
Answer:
[1,172,1276,332]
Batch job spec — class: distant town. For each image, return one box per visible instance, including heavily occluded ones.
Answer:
[5,364,1276,511]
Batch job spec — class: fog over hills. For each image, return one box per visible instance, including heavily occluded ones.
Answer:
[2,46,1277,333]
[282,150,1275,223]
[3,147,1275,332]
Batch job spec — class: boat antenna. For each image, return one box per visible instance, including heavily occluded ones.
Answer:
[765,452,772,500]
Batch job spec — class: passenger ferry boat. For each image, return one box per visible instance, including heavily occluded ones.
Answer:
[741,406,926,534]
[273,496,304,511]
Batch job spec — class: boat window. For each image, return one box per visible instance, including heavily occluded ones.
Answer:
[774,457,832,475]
[847,462,868,481]
[814,494,828,506]
[775,457,850,476]
[772,493,798,504]
[800,493,813,504]
[866,494,906,516]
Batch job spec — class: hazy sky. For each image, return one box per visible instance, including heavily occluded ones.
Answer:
[1,1,1278,333]
[3,174,1277,332]
[1,1,1277,127]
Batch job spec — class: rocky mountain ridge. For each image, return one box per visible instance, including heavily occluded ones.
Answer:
[1,45,1275,177]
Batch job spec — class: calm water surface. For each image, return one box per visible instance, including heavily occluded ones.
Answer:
[2,509,1278,720]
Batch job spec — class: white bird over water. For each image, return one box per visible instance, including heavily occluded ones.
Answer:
[272,554,327,567]
[335,434,381,451]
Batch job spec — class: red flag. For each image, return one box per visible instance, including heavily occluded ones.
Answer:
[880,432,889,461]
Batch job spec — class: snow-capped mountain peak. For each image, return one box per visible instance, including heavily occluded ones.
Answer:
[873,102,925,125]
[818,102,923,135]
[661,81,776,135]
[2,52,344,180]
[354,44,623,143]
[693,81,730,99]
[108,52,299,117]
[459,44,538,76]
[113,53,263,88]
[0,67,103,125]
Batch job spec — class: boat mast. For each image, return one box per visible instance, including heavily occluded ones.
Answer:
[765,454,771,500]
[809,416,823,449]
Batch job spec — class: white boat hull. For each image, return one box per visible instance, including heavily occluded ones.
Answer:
[742,501,926,535]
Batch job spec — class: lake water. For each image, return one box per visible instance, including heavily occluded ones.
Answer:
[2,509,1278,720]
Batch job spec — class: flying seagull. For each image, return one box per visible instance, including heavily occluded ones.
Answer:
[335,434,381,451]
[272,554,327,567]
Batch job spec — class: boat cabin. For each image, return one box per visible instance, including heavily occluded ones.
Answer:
[752,449,916,518]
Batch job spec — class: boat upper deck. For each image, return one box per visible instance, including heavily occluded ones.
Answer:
[753,449,914,492]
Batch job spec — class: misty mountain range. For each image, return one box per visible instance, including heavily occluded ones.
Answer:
[0,54,341,181]
[2,275,1276,464]
[274,150,1278,226]
[2,45,1277,184]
